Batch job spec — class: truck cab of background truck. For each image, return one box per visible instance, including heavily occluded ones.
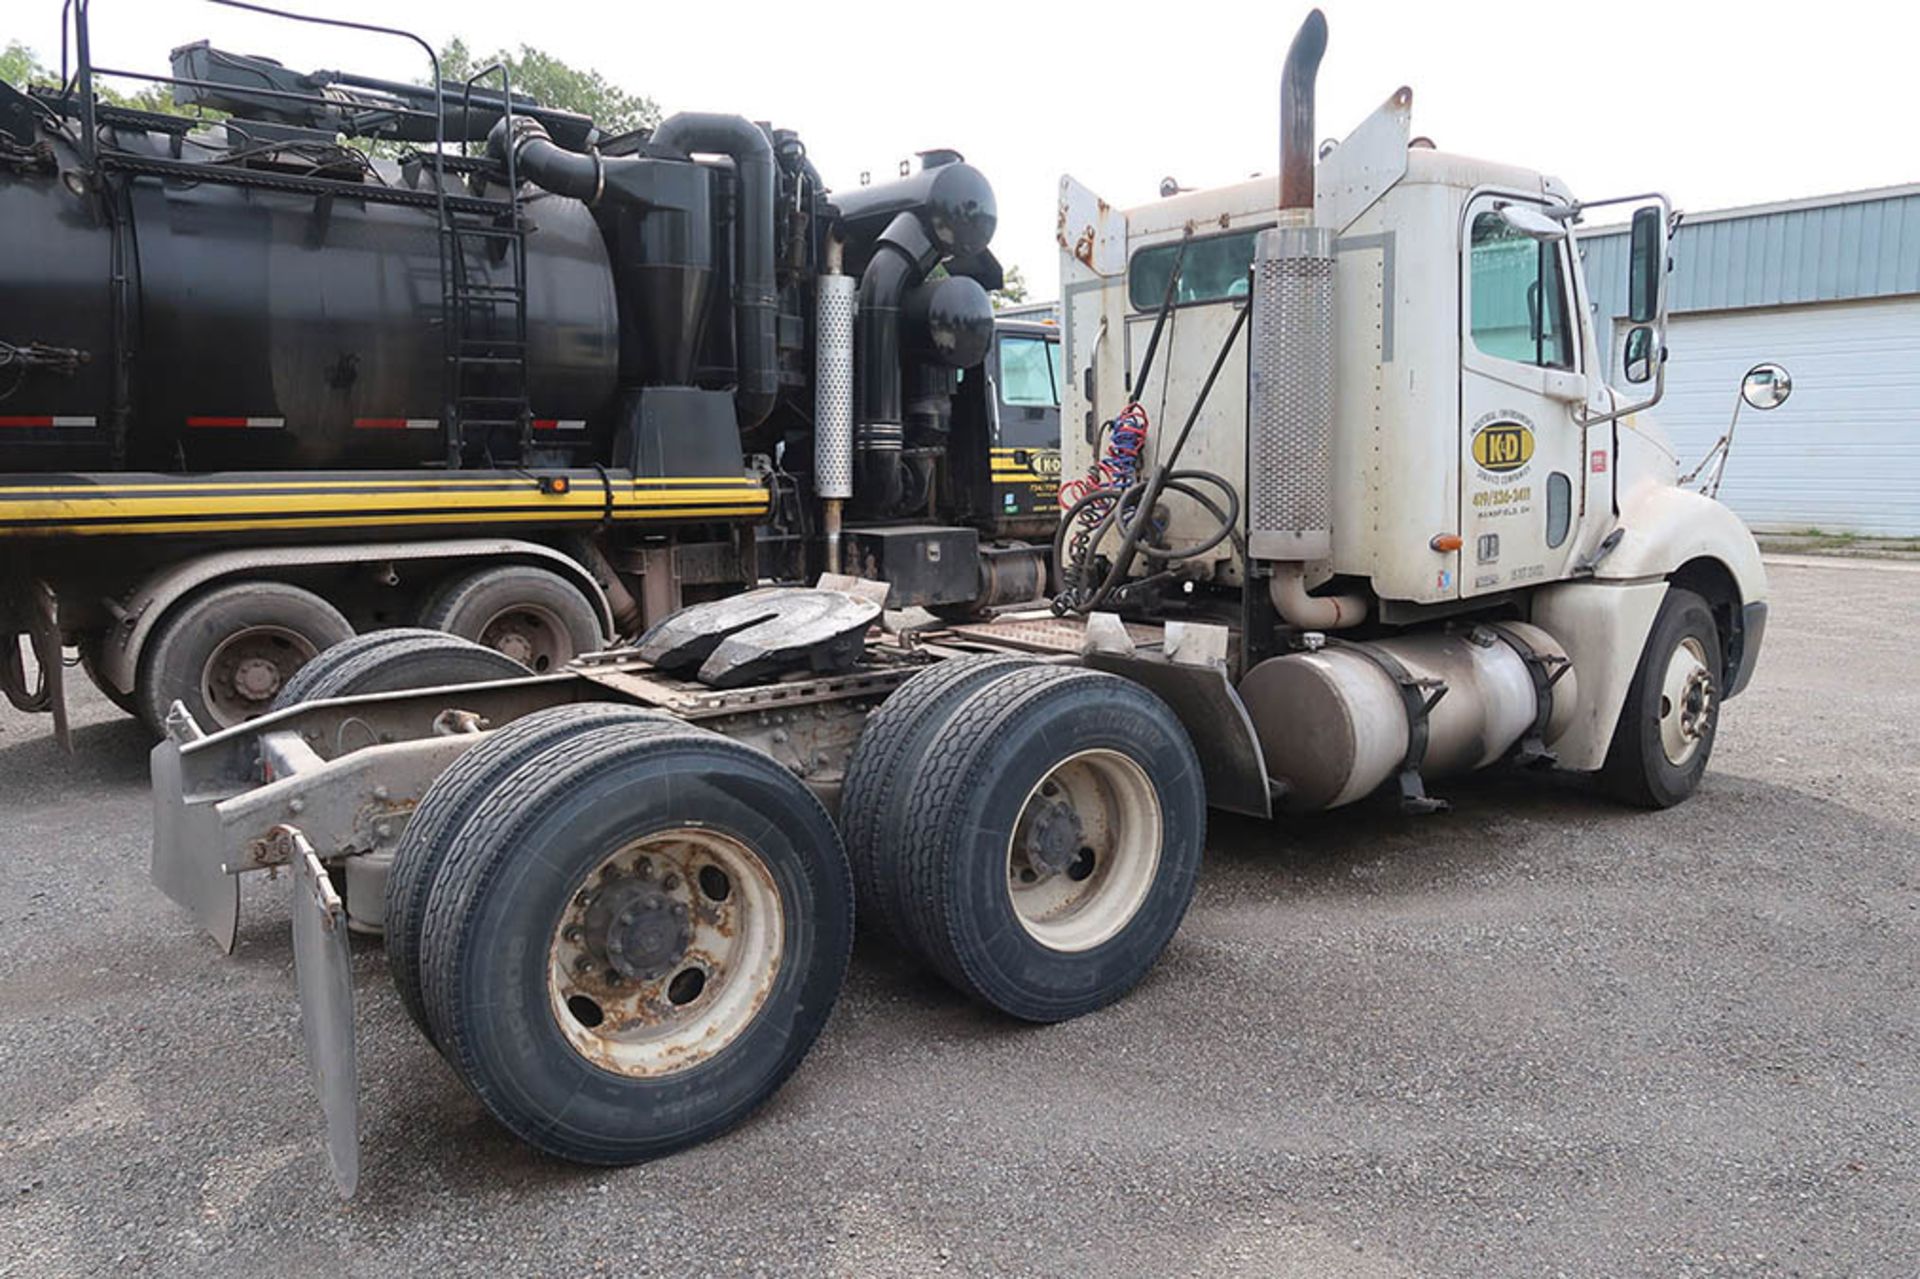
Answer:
[1056,41,1766,788]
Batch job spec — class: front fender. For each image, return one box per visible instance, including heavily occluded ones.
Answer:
[1598,482,1768,608]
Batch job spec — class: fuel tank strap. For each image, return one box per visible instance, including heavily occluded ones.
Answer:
[1481,622,1572,768]
[1323,637,1449,814]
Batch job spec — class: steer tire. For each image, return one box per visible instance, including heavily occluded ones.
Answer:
[137,581,353,734]
[270,627,451,712]
[385,702,676,1043]
[1601,587,1723,810]
[421,565,606,674]
[839,653,1036,945]
[416,723,854,1165]
[891,665,1206,1022]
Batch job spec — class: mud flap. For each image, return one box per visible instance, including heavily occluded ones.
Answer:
[1083,648,1273,819]
[285,827,359,1198]
[150,737,240,952]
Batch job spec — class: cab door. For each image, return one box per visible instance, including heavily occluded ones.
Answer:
[1457,192,1587,596]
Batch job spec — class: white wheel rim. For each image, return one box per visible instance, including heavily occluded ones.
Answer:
[1657,636,1715,767]
[1005,748,1162,953]
[548,827,784,1078]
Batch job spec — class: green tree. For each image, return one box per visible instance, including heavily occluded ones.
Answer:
[991,263,1031,310]
[5,36,656,137]
[1,39,45,87]
[4,38,220,120]
[437,38,658,133]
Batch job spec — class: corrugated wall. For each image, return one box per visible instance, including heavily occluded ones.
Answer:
[1581,185,1920,536]
[1583,186,1920,325]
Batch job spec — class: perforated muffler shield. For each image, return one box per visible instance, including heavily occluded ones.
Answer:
[1248,225,1336,561]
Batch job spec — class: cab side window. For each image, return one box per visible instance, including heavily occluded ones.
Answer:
[1468,211,1574,370]
[998,335,1060,407]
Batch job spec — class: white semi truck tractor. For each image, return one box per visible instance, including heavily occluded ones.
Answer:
[1054,10,1764,812]
[150,10,1765,1194]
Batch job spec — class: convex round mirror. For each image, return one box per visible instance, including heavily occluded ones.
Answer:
[1741,362,1792,411]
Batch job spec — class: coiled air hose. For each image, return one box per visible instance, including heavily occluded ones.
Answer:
[1053,302,1251,615]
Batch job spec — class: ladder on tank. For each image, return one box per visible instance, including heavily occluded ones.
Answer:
[435,73,534,468]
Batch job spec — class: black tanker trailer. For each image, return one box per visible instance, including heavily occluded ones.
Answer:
[0,0,1054,737]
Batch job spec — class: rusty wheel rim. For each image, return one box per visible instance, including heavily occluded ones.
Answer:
[548,827,784,1078]
[200,625,320,728]
[477,603,570,673]
[1005,748,1162,953]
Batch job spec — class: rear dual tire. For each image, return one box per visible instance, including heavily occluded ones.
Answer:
[420,565,605,674]
[138,581,353,733]
[848,663,1205,1022]
[412,723,855,1165]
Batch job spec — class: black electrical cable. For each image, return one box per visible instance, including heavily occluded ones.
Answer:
[1,635,50,715]
[1052,303,1251,615]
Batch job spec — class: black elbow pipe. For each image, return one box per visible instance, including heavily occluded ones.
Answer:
[853,211,939,515]
[1280,9,1328,211]
[489,114,603,202]
[651,112,779,432]
[491,111,779,432]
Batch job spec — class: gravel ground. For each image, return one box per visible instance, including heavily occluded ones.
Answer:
[1,559,1915,1277]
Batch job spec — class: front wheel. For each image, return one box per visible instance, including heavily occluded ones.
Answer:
[1602,586,1723,809]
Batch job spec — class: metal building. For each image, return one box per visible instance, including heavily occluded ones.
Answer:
[1582,184,1920,536]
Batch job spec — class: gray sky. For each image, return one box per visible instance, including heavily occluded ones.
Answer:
[8,0,1914,296]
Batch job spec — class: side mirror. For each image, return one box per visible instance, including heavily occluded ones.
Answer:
[1623,324,1657,385]
[1628,205,1665,325]
[1740,362,1792,411]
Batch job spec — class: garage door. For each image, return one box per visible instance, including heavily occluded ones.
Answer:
[1613,295,1920,536]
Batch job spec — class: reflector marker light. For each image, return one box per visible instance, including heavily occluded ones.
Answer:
[188,416,285,429]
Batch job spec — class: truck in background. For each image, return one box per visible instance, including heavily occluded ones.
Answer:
[0,0,1051,740]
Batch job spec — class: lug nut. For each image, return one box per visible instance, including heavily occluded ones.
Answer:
[663,874,680,891]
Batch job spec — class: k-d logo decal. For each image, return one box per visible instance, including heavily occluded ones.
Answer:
[1472,420,1535,474]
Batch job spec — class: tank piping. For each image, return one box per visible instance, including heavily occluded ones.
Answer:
[1280,9,1328,211]
[853,211,938,515]
[649,113,779,432]
[490,114,603,203]
[493,111,779,432]
[1269,563,1368,630]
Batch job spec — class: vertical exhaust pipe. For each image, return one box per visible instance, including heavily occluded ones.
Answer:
[1280,9,1328,212]
[1254,7,1366,629]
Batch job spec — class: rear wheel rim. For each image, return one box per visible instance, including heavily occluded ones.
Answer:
[200,625,320,728]
[475,603,570,672]
[1657,636,1715,767]
[1006,748,1162,952]
[547,827,784,1078]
